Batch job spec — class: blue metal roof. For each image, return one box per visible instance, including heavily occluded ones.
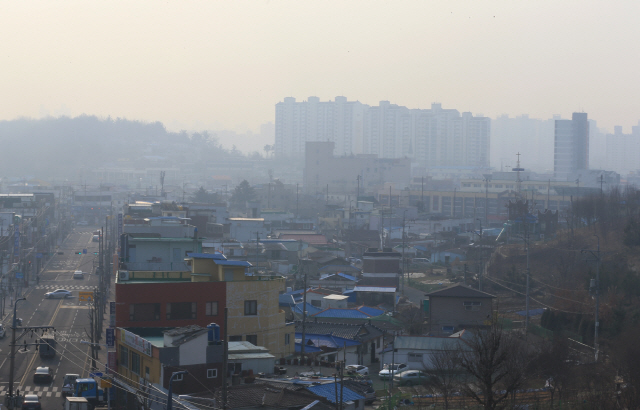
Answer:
[306,383,364,403]
[337,272,358,281]
[292,302,322,316]
[357,306,385,317]
[294,342,322,353]
[295,333,360,348]
[214,260,252,267]
[186,252,226,260]
[313,309,371,319]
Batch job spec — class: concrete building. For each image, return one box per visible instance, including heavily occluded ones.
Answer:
[606,123,640,175]
[554,112,589,180]
[303,141,411,194]
[425,284,495,336]
[228,217,268,243]
[115,252,295,359]
[275,96,366,157]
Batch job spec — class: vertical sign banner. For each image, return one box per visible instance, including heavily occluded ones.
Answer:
[13,227,19,261]
[107,351,117,374]
[110,301,116,327]
[106,328,115,348]
[117,213,123,237]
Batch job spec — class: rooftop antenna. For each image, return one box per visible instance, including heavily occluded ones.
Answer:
[160,171,166,197]
[513,152,525,196]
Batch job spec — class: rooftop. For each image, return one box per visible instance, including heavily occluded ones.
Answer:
[426,284,496,298]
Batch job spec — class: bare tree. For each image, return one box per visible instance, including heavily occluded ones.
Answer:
[457,325,528,410]
[536,337,573,408]
[424,348,462,410]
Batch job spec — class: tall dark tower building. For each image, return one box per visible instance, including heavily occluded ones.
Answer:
[554,112,589,180]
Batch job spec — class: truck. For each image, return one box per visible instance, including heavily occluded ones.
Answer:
[73,379,106,406]
[39,331,56,358]
[62,374,80,396]
[65,397,89,410]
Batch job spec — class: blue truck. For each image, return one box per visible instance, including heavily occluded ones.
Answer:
[73,379,106,406]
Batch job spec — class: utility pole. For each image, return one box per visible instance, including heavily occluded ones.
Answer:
[296,183,299,219]
[222,307,228,410]
[483,174,492,228]
[401,211,407,296]
[421,176,424,210]
[255,232,260,275]
[524,219,530,336]
[582,236,601,362]
[301,268,307,358]
[476,219,483,291]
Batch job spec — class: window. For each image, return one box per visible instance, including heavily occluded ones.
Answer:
[408,353,423,362]
[173,373,184,381]
[120,346,129,368]
[224,269,234,281]
[229,335,242,341]
[285,334,290,345]
[441,326,455,334]
[207,369,218,378]
[463,301,482,311]
[310,300,321,307]
[244,300,257,316]
[166,302,197,320]
[130,352,141,375]
[246,334,258,345]
[206,302,219,316]
[129,303,160,321]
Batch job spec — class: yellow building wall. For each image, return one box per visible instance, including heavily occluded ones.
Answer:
[226,278,295,358]
[116,340,162,390]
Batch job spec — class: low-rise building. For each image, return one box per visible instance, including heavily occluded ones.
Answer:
[425,284,495,336]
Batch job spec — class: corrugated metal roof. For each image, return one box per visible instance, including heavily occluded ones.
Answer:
[314,309,371,319]
[186,252,226,260]
[353,286,396,293]
[214,260,252,267]
[228,353,275,360]
[306,383,364,403]
[357,306,385,316]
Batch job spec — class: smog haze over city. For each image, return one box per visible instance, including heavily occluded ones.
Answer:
[3,1,640,147]
[5,3,640,409]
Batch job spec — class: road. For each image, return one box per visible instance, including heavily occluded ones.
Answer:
[0,227,104,409]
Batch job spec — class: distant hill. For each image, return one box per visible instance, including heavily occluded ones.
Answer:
[0,115,235,179]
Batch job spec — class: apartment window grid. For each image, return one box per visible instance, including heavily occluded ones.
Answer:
[206,301,219,316]
[244,300,257,316]
[120,346,129,368]
[207,369,218,379]
[130,352,141,375]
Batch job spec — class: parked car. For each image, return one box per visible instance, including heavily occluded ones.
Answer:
[33,367,53,383]
[62,374,79,396]
[393,370,430,386]
[73,270,84,279]
[76,221,88,226]
[412,258,431,264]
[346,365,369,375]
[378,363,408,380]
[45,289,72,299]
[92,235,99,242]
[0,324,6,338]
[21,394,41,410]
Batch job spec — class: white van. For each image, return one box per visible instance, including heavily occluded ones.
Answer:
[73,270,84,279]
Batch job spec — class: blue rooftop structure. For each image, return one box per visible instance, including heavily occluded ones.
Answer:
[292,302,322,316]
[186,252,252,267]
[306,383,364,404]
[294,343,322,353]
[313,306,382,319]
[295,333,360,349]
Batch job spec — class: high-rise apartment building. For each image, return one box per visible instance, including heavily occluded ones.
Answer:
[554,112,589,180]
[606,124,640,175]
[274,96,365,157]
[275,98,490,169]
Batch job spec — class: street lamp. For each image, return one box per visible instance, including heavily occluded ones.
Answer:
[167,371,189,410]
[8,297,26,408]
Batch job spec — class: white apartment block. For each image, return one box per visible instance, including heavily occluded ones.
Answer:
[606,124,640,175]
[275,98,490,169]
[274,96,365,157]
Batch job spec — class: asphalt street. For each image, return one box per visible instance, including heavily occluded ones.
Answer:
[0,227,105,409]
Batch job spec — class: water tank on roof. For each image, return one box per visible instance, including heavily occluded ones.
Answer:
[207,323,220,344]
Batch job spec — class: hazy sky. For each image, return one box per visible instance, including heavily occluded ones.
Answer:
[2,1,639,142]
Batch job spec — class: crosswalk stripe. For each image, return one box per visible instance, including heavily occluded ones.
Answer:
[52,387,58,392]
[46,392,52,397]
[42,387,49,392]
